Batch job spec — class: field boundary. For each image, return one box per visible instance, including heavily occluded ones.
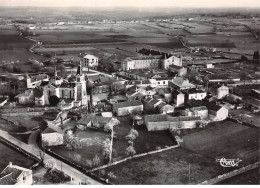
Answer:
[88,143,180,172]
[199,161,260,185]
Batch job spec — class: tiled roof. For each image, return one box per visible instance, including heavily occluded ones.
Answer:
[168,116,201,122]
[113,100,143,110]
[190,106,208,111]
[30,74,48,83]
[160,104,174,111]
[144,114,168,122]
[42,127,57,134]
[0,174,16,185]
[60,82,76,88]
[169,64,183,69]
[183,88,206,94]
[159,88,171,95]
[0,97,8,104]
[145,85,154,91]
[205,102,222,112]
[77,114,112,126]
[170,77,195,88]
[126,89,139,96]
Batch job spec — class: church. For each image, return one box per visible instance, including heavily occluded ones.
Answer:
[39,63,88,108]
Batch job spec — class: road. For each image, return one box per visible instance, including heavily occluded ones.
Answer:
[0,129,102,185]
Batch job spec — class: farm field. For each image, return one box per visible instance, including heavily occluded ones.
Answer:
[47,129,109,169]
[0,142,36,172]
[0,25,46,62]
[112,116,177,161]
[181,120,259,167]
[93,147,226,184]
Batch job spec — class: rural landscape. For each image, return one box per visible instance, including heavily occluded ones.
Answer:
[0,0,259,185]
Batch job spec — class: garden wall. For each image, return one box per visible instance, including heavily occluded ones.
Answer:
[200,162,260,185]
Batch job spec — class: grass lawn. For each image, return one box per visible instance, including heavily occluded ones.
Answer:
[0,118,27,133]
[0,142,36,172]
[181,120,259,168]
[112,116,177,161]
[47,129,109,169]
[93,147,225,184]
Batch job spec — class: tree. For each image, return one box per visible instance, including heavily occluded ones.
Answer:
[44,159,57,172]
[102,138,111,160]
[64,132,82,151]
[48,95,60,106]
[125,129,139,141]
[57,64,67,78]
[92,155,101,167]
[125,145,136,156]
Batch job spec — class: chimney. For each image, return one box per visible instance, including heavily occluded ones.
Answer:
[9,162,12,167]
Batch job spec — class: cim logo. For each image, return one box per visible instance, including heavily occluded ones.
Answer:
[216,157,242,167]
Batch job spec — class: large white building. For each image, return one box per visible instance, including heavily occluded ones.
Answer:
[81,54,99,68]
[122,48,182,71]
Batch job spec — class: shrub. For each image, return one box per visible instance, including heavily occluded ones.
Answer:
[86,159,93,168]
[48,95,60,106]
[125,145,136,156]
[92,155,101,167]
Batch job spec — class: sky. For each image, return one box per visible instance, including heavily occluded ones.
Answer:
[0,0,260,8]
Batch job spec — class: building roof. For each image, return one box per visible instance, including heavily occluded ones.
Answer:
[34,88,43,98]
[159,88,171,95]
[30,74,49,83]
[0,163,31,185]
[60,82,76,88]
[145,85,155,91]
[168,116,201,122]
[113,100,143,110]
[76,64,83,76]
[170,77,195,88]
[169,64,183,69]
[144,114,168,123]
[40,81,49,87]
[160,104,174,111]
[183,88,206,94]
[83,54,98,59]
[156,102,167,110]
[77,114,112,126]
[42,127,57,134]
[172,90,184,97]
[205,102,222,112]
[0,97,8,104]
[190,106,208,111]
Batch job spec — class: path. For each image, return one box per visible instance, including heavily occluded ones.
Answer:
[0,129,102,185]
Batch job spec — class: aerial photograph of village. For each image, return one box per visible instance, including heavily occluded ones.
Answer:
[0,0,259,185]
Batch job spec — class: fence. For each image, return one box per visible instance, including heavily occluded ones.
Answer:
[89,143,180,173]
[200,162,260,185]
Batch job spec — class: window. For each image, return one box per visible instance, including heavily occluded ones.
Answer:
[23,176,26,181]
[163,81,165,84]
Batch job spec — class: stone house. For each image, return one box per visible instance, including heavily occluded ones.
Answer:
[26,74,49,89]
[168,116,201,129]
[169,77,195,90]
[77,114,112,130]
[144,114,169,131]
[183,106,208,119]
[15,89,34,104]
[169,64,187,77]
[113,100,143,116]
[206,102,228,121]
[210,84,229,99]
[159,104,175,114]
[34,88,45,106]
[158,88,172,103]
[41,127,64,146]
[81,54,99,68]
[0,162,33,185]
